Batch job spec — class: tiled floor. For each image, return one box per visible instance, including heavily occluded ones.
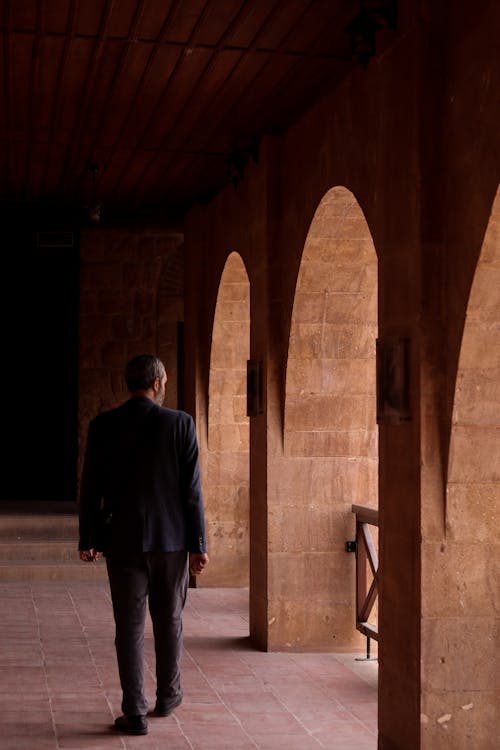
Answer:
[0,583,378,749]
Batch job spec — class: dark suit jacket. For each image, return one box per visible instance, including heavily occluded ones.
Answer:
[78,396,207,556]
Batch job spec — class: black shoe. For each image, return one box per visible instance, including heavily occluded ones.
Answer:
[152,694,182,717]
[113,714,148,735]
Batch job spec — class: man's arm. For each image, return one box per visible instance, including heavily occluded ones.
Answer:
[181,414,208,559]
[189,551,209,575]
[78,418,105,557]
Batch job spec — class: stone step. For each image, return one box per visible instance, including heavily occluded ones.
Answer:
[0,539,80,561]
[0,514,78,540]
[0,505,107,582]
[0,560,107,582]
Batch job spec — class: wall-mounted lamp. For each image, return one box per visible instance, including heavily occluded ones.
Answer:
[227,150,247,189]
[85,160,101,223]
[376,336,411,423]
[247,359,264,417]
[345,0,398,71]
[226,139,259,189]
[87,204,101,223]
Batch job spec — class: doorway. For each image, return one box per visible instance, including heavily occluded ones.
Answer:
[0,211,79,502]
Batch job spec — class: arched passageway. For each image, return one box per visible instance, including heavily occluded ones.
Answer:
[422,186,500,746]
[206,252,250,587]
[274,186,378,649]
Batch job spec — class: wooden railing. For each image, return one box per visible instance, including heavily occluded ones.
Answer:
[351,504,379,657]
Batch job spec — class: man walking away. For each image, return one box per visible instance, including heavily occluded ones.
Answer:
[78,354,209,736]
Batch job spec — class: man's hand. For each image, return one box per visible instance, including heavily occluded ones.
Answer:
[189,552,209,576]
[79,549,99,562]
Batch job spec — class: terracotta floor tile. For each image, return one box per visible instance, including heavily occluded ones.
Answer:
[251,733,324,749]
[0,667,46,690]
[180,725,257,750]
[56,734,125,750]
[0,718,54,736]
[50,698,111,713]
[187,739,257,750]
[0,697,50,712]
[120,734,192,750]
[0,584,377,749]
[0,739,58,750]
[176,704,239,725]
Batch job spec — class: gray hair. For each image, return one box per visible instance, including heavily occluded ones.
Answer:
[124,354,165,392]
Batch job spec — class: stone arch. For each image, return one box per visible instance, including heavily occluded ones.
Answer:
[206,252,250,586]
[448,185,500,503]
[280,185,378,647]
[429,186,500,744]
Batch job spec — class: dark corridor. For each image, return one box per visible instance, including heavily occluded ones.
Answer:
[0,209,79,502]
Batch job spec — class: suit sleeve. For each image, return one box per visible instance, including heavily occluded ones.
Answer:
[181,415,207,554]
[78,418,105,550]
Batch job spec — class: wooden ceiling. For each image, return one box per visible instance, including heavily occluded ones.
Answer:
[0,0,391,223]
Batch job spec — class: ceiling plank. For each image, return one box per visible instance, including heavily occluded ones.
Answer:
[22,0,44,201]
[1,1,12,198]
[0,0,404,218]
[101,0,214,205]
[38,0,78,199]
[147,0,319,200]
[57,0,117,196]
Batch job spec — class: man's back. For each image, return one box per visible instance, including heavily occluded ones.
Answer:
[79,396,205,556]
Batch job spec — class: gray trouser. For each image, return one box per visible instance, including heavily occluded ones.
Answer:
[106,550,189,716]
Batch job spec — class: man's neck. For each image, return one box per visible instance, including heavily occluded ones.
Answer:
[131,389,155,401]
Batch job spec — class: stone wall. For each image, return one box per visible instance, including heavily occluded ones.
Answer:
[78,226,183,479]
[206,252,250,585]
[279,186,378,649]
[75,2,500,747]
[182,2,500,748]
